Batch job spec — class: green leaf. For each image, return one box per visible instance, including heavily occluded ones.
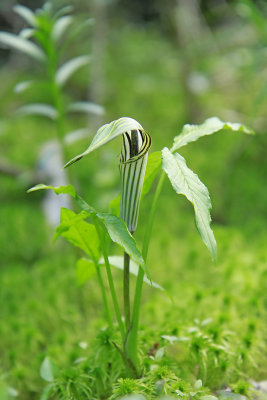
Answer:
[171,117,254,152]
[67,101,104,116]
[109,194,120,216]
[13,5,37,27]
[52,15,73,42]
[27,184,76,197]
[55,208,100,261]
[76,258,96,285]
[101,255,164,291]
[54,5,74,19]
[162,147,217,262]
[19,28,35,40]
[56,55,91,87]
[96,212,150,280]
[16,104,58,120]
[40,357,57,383]
[142,151,162,196]
[64,117,147,168]
[0,32,45,62]
[14,80,34,94]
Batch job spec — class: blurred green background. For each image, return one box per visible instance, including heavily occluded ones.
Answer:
[0,0,267,398]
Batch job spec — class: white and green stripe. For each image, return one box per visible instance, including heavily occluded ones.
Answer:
[119,130,151,233]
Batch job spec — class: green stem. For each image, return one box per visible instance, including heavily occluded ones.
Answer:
[123,252,131,331]
[94,218,125,341]
[95,262,113,328]
[126,172,166,370]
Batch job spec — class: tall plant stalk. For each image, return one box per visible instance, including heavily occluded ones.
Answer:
[125,172,166,371]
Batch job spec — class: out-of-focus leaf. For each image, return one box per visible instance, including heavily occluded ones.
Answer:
[64,128,90,145]
[16,104,58,120]
[162,147,217,262]
[52,15,73,42]
[67,101,104,116]
[55,208,100,261]
[13,5,37,27]
[54,5,74,19]
[14,80,34,93]
[171,117,254,152]
[76,258,96,285]
[142,151,162,196]
[0,32,45,62]
[27,184,76,197]
[19,28,35,39]
[56,55,91,87]
[40,357,58,383]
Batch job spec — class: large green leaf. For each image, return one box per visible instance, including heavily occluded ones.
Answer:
[171,117,254,152]
[162,147,217,262]
[55,208,100,261]
[96,212,151,280]
[0,32,45,62]
[27,183,149,278]
[64,117,148,167]
[56,55,91,87]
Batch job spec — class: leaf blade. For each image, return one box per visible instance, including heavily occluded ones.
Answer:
[64,117,147,168]
[27,184,76,197]
[0,32,45,62]
[171,117,254,151]
[56,55,91,87]
[162,147,217,262]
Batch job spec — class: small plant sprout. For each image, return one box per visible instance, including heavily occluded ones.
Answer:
[28,116,253,377]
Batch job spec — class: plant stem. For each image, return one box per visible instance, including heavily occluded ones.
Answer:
[126,172,166,370]
[95,262,113,328]
[123,251,131,331]
[94,218,125,341]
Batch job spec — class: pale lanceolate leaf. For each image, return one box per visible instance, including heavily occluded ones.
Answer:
[54,208,100,261]
[0,32,45,62]
[56,55,91,87]
[27,184,76,197]
[64,128,90,145]
[171,117,254,152]
[67,101,104,116]
[54,6,74,19]
[13,5,37,27]
[14,80,34,94]
[40,357,58,382]
[51,15,73,43]
[162,147,217,262]
[16,104,58,120]
[19,28,35,40]
[64,117,148,167]
[96,212,151,280]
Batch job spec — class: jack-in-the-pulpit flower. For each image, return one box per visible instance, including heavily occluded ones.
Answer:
[65,117,151,232]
